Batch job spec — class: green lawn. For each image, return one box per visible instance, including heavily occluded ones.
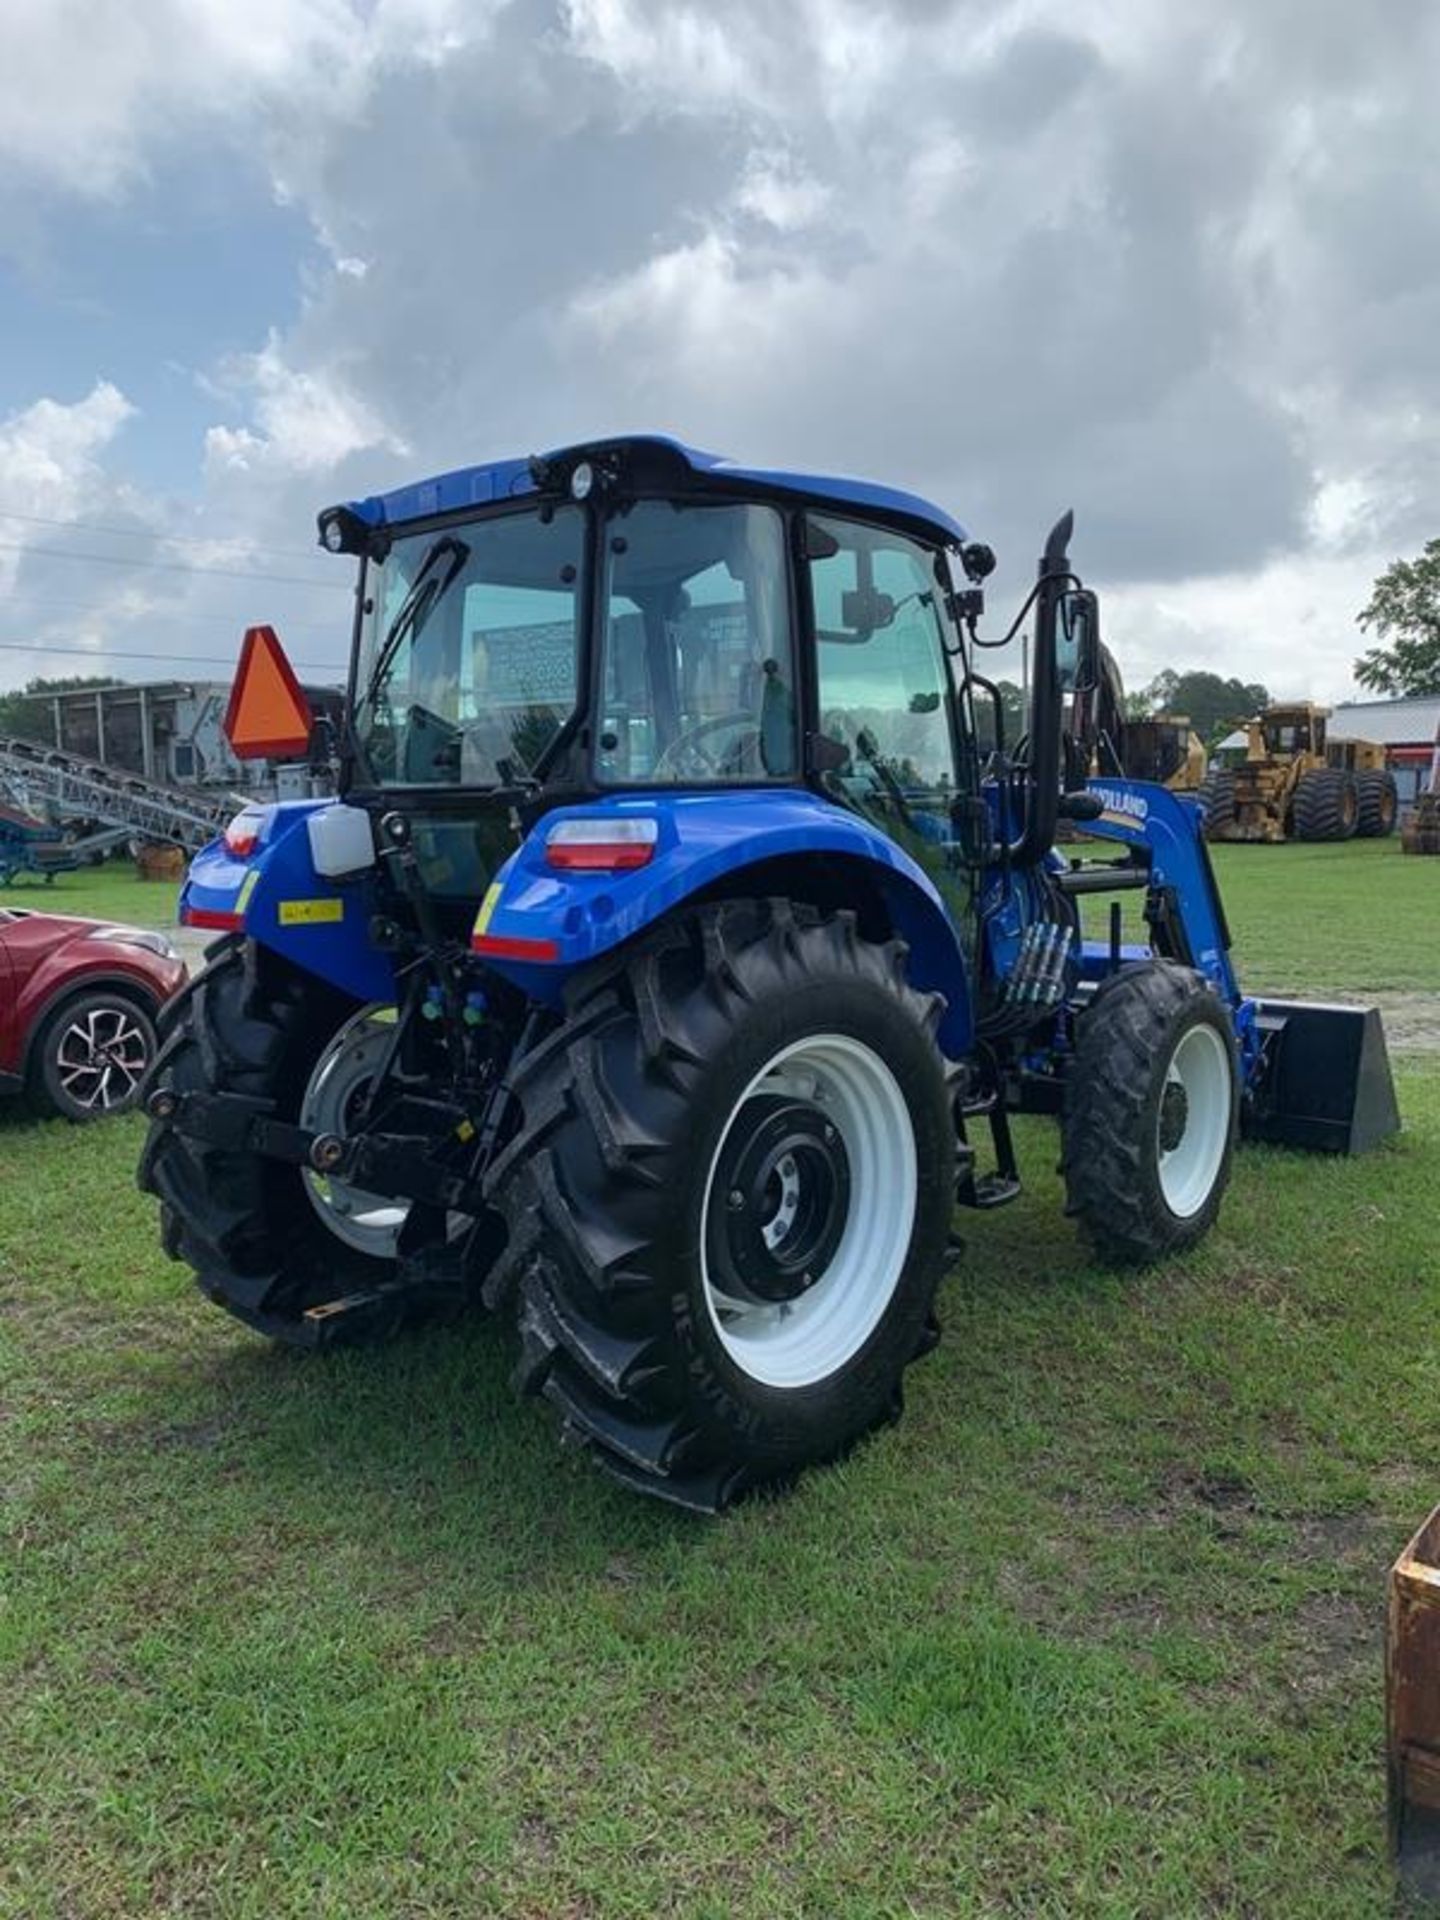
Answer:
[3,846,1439,1916]
[1211,838,1439,996]
[0,862,181,928]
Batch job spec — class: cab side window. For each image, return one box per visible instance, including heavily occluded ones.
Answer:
[808,515,958,824]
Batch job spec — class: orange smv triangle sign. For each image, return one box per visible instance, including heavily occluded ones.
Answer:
[223,625,315,761]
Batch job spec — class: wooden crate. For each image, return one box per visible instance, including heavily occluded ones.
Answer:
[1389,1504,1440,1890]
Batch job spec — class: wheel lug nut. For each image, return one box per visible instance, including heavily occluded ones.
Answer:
[311,1133,346,1173]
[727,1189,745,1212]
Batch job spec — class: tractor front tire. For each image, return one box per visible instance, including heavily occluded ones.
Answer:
[1356,768,1398,838]
[1198,770,1236,839]
[140,937,451,1347]
[1292,767,1358,841]
[1062,961,1238,1266]
[482,901,955,1511]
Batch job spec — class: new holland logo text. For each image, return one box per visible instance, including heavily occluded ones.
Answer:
[1092,787,1150,822]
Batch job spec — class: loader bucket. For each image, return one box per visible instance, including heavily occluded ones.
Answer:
[1389,1506,1440,1895]
[1242,999,1400,1153]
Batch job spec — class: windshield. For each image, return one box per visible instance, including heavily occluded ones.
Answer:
[352,505,584,787]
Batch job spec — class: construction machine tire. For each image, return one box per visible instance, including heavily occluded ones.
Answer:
[1198,770,1236,839]
[1062,960,1238,1266]
[1292,767,1358,841]
[1356,768,1399,838]
[481,900,955,1512]
[139,936,475,1347]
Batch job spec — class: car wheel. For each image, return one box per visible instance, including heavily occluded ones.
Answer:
[32,990,158,1121]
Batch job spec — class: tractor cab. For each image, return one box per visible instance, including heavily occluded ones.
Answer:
[305,436,1071,983]
[1254,702,1327,759]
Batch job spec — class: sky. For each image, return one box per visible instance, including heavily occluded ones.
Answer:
[1,0,1437,707]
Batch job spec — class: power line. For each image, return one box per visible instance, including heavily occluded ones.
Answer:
[0,538,350,590]
[0,639,346,677]
[0,591,340,635]
[0,506,337,565]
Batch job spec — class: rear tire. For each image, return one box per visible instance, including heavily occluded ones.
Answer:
[482,901,955,1511]
[139,938,468,1346]
[1355,768,1398,838]
[1198,769,1236,838]
[1292,767,1358,841]
[1062,961,1238,1266]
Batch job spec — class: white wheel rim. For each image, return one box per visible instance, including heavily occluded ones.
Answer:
[699,1033,918,1389]
[301,1005,415,1259]
[1157,1023,1231,1218]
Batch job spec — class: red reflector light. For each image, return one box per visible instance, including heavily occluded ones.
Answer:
[545,817,657,872]
[472,932,562,963]
[546,842,653,871]
[182,905,244,931]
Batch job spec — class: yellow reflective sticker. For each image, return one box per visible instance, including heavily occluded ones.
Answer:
[278,897,344,926]
[235,870,260,912]
[474,882,502,937]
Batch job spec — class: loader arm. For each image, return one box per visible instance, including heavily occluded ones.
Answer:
[1066,777,1398,1153]
[1073,778,1238,1004]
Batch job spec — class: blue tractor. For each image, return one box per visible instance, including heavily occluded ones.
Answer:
[140,436,1397,1510]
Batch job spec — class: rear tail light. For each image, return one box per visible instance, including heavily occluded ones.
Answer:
[224,808,265,858]
[545,816,658,872]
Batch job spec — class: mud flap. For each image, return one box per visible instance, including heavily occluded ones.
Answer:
[1389,1506,1440,1898]
[1242,999,1400,1153]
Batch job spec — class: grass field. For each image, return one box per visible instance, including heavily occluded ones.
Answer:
[3,843,1439,1916]
[0,865,182,929]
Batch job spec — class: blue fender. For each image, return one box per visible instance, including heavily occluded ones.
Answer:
[180,801,395,1005]
[473,789,975,1053]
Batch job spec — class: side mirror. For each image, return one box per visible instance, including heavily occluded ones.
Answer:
[1057,588,1101,695]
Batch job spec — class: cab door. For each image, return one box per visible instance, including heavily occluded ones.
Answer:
[805,513,977,958]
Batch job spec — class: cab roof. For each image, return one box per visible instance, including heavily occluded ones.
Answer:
[336,433,968,548]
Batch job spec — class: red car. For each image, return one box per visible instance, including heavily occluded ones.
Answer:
[0,908,187,1121]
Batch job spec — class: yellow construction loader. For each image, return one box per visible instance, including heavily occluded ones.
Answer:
[1118,713,1207,795]
[1203,702,1398,843]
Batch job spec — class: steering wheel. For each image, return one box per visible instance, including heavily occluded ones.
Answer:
[651,711,764,780]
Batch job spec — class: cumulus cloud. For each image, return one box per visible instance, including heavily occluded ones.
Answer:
[204,334,407,477]
[3,0,1439,703]
[0,382,137,595]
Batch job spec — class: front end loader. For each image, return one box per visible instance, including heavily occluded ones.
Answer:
[138,436,1400,1509]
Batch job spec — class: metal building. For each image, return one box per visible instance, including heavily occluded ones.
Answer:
[15,679,343,790]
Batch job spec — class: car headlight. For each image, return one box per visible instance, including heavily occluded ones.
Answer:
[94,926,180,962]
